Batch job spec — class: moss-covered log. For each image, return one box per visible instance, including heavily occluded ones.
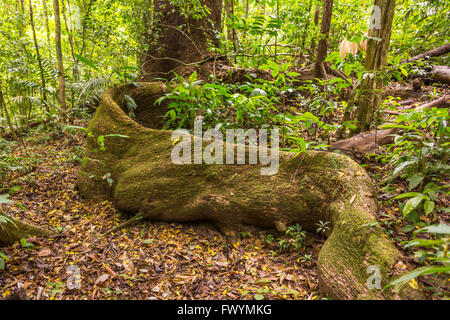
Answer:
[77,82,414,299]
[0,213,53,245]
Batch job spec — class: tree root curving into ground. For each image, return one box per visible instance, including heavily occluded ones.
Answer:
[77,83,417,299]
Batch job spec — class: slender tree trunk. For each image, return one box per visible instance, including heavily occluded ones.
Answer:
[301,0,314,49]
[29,0,48,110]
[224,0,237,55]
[351,0,396,134]
[314,0,333,79]
[62,0,79,82]
[18,0,25,39]
[42,0,52,50]
[311,2,321,56]
[53,0,67,116]
[79,0,95,56]
[0,79,20,144]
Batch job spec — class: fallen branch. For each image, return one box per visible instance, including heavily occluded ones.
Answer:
[402,43,450,64]
[404,95,449,111]
[103,212,143,236]
[325,63,352,83]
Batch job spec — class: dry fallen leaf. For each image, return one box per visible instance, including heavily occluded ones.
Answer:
[95,274,109,285]
[38,248,52,257]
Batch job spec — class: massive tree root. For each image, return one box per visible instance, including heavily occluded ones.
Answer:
[77,83,415,299]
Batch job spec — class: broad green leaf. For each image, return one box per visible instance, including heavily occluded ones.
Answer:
[254,293,264,300]
[0,194,13,204]
[404,239,445,248]
[75,53,99,71]
[392,160,416,177]
[20,238,34,248]
[393,192,423,200]
[403,195,426,216]
[423,201,435,216]
[399,67,408,77]
[407,173,424,190]
[401,225,415,233]
[386,265,450,293]
[419,223,450,235]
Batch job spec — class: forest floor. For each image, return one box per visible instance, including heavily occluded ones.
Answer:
[0,128,323,300]
[0,81,448,300]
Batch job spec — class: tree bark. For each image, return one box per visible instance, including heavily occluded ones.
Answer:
[53,0,68,116]
[310,2,321,54]
[140,0,223,81]
[351,0,396,134]
[224,0,237,55]
[314,0,333,79]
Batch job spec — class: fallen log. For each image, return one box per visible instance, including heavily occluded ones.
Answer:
[1,120,47,139]
[335,95,449,154]
[330,128,399,155]
[77,82,416,299]
[431,65,450,85]
[402,43,450,63]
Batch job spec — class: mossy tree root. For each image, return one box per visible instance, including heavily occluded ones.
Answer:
[77,82,413,299]
[0,213,53,245]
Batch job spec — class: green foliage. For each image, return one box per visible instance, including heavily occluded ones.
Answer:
[0,250,9,270]
[316,220,330,234]
[379,106,449,297]
[386,223,449,297]
[381,107,449,220]
[278,224,307,252]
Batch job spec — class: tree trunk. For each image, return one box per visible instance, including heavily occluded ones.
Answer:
[301,0,314,50]
[140,0,223,81]
[76,83,417,299]
[0,79,21,145]
[310,2,321,54]
[62,0,79,82]
[42,0,52,51]
[314,0,333,79]
[224,0,237,55]
[351,0,396,134]
[53,0,67,116]
[29,0,48,109]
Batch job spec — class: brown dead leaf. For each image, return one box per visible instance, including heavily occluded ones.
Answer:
[38,248,52,257]
[95,274,109,285]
